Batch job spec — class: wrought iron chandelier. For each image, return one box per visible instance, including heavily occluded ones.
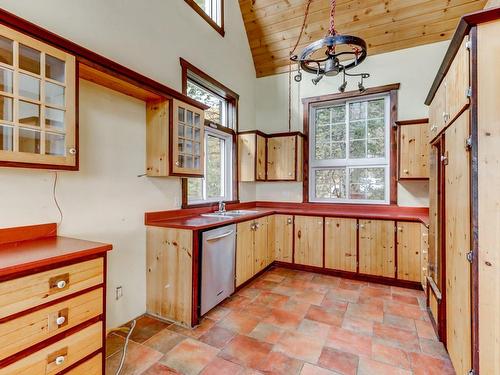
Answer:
[290,0,370,92]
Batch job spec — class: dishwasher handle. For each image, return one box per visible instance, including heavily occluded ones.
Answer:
[206,230,234,242]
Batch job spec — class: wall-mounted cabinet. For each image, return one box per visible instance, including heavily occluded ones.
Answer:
[0,24,76,169]
[146,98,205,177]
[237,131,304,182]
[397,119,430,179]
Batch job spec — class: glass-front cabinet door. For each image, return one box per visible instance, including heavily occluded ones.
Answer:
[0,24,76,169]
[171,99,204,176]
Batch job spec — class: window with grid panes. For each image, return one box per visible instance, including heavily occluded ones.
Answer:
[309,94,390,204]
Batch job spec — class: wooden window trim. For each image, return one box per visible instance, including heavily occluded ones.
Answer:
[302,83,400,205]
[184,0,225,37]
[180,58,238,208]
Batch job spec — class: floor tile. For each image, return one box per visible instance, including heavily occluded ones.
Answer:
[409,352,455,375]
[321,294,349,312]
[106,340,162,375]
[345,302,384,322]
[318,347,359,375]
[274,331,324,363]
[262,308,303,330]
[373,323,420,351]
[305,305,344,327]
[199,325,236,349]
[341,316,374,336]
[217,311,260,334]
[143,329,186,354]
[259,272,286,283]
[358,358,412,375]
[327,326,372,357]
[168,318,216,339]
[311,275,341,288]
[116,315,170,344]
[222,294,252,310]
[142,363,180,375]
[240,302,273,320]
[106,332,125,358]
[300,363,340,375]
[297,318,332,340]
[339,279,367,290]
[160,338,219,375]
[291,290,326,305]
[383,314,417,332]
[248,322,285,344]
[280,298,311,316]
[371,342,411,369]
[219,335,273,369]
[257,351,303,375]
[199,357,244,375]
[236,287,261,300]
[392,293,420,306]
[385,301,427,321]
[360,286,392,299]
[419,338,450,359]
[253,291,289,308]
[251,279,280,290]
[327,288,360,303]
[203,305,231,322]
[415,319,438,340]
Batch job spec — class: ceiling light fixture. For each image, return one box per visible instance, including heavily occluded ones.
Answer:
[290,0,370,91]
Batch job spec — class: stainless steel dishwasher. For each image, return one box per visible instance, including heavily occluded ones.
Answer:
[200,224,236,316]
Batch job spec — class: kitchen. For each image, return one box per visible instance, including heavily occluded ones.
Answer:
[0,1,499,375]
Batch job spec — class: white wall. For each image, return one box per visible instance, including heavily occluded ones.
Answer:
[253,41,449,207]
[0,0,256,328]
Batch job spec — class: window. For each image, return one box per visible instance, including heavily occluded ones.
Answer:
[185,0,224,36]
[181,58,239,206]
[309,94,391,204]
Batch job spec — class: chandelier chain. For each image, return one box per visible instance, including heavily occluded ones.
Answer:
[328,0,337,36]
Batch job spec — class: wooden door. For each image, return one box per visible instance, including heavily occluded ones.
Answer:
[446,36,469,123]
[267,136,296,180]
[421,225,429,290]
[444,111,471,375]
[238,134,256,182]
[254,217,269,273]
[399,123,430,178]
[396,222,422,282]
[236,221,255,287]
[428,142,442,288]
[274,215,293,263]
[267,215,276,266]
[359,220,395,277]
[325,218,357,272]
[294,216,323,267]
[256,134,266,181]
[429,82,447,140]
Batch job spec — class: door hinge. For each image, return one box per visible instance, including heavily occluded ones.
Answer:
[468,369,476,375]
[466,86,473,98]
[466,251,474,263]
[441,153,449,165]
[466,136,473,151]
[465,40,472,50]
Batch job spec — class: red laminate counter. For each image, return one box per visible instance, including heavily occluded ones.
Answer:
[0,223,112,278]
[145,202,429,230]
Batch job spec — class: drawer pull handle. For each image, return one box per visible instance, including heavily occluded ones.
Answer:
[56,280,67,289]
[55,356,65,365]
[56,316,66,326]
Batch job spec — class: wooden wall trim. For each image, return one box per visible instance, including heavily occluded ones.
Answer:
[395,118,429,126]
[301,83,401,106]
[184,0,225,37]
[0,223,57,246]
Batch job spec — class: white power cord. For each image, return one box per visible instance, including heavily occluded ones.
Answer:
[115,319,136,375]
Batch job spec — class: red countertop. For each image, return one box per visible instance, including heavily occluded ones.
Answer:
[145,202,429,230]
[0,223,112,278]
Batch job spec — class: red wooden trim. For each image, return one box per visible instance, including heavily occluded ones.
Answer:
[184,0,225,37]
[237,129,267,138]
[439,135,447,346]
[101,253,107,374]
[394,221,399,279]
[395,118,429,126]
[0,223,57,245]
[356,219,360,273]
[322,217,325,268]
[191,231,200,326]
[389,89,398,204]
[303,98,311,202]
[302,83,401,105]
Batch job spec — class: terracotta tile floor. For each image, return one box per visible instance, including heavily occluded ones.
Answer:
[106,267,455,375]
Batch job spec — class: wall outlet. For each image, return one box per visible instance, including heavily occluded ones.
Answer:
[115,286,123,300]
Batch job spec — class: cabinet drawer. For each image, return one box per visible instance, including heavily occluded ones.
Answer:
[66,353,102,375]
[0,322,102,375]
[0,288,103,361]
[0,258,103,319]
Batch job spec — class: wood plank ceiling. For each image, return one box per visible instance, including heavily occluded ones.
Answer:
[239,0,487,77]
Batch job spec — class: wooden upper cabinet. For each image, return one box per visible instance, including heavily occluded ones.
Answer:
[267,134,303,181]
[146,99,205,177]
[446,37,470,124]
[396,221,422,282]
[429,81,447,141]
[294,215,323,267]
[325,218,357,272]
[0,24,77,169]
[358,219,395,278]
[238,132,266,182]
[398,120,430,179]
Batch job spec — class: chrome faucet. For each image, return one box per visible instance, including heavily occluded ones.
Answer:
[218,200,226,213]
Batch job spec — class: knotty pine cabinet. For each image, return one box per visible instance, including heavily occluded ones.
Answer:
[294,215,323,267]
[358,219,395,278]
[237,132,266,181]
[397,120,430,179]
[396,222,423,282]
[267,134,303,181]
[146,99,205,177]
[324,218,357,272]
[271,214,294,263]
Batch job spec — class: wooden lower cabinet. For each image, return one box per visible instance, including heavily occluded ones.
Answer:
[66,353,102,375]
[294,216,324,267]
[272,215,293,263]
[146,227,193,326]
[359,220,395,278]
[324,218,357,272]
[396,222,422,282]
[254,217,269,274]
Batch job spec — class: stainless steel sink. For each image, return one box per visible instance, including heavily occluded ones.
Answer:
[201,210,259,219]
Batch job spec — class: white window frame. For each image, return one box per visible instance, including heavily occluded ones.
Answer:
[188,126,233,205]
[309,93,391,205]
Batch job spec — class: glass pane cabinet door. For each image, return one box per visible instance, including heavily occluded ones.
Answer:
[171,99,204,176]
[0,24,76,169]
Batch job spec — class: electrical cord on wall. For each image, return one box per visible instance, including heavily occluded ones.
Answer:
[114,319,136,375]
[53,171,64,226]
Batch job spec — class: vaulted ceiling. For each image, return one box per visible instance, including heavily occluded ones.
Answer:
[239,0,487,77]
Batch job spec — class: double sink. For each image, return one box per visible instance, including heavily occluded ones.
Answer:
[201,210,259,219]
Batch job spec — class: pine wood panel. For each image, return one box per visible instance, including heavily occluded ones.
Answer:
[421,225,429,290]
[477,20,500,375]
[146,227,193,326]
[0,288,102,361]
[294,215,323,267]
[0,322,102,375]
[65,353,102,375]
[396,222,422,282]
[446,36,470,123]
[296,136,303,182]
[238,134,256,182]
[429,289,439,324]
[254,217,269,273]
[444,110,471,375]
[236,221,255,287]
[267,215,276,265]
[238,0,487,77]
[359,219,395,277]
[256,134,267,180]
[428,144,440,287]
[273,215,294,263]
[399,123,430,178]
[324,218,357,272]
[146,99,169,176]
[429,81,447,140]
[0,258,103,320]
[267,136,296,180]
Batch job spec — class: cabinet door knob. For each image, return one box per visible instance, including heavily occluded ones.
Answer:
[55,356,65,365]
[56,280,67,289]
[68,148,77,155]
[287,218,293,224]
[403,169,409,174]
[56,316,66,326]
